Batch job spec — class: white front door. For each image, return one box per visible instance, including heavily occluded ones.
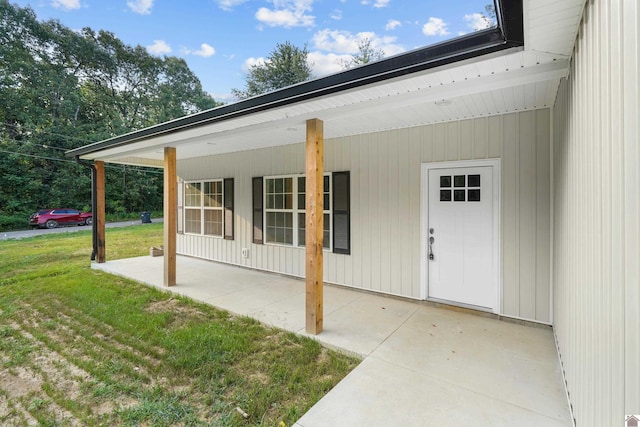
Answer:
[425,162,499,311]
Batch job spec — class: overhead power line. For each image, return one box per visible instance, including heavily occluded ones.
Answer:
[2,121,94,145]
[0,149,164,175]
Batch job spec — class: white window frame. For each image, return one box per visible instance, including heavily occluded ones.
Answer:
[183,179,224,237]
[263,173,332,250]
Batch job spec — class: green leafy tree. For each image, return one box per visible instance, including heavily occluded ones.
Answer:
[232,42,313,100]
[0,1,221,230]
[340,38,385,70]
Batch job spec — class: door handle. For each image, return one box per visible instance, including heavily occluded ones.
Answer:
[428,235,435,260]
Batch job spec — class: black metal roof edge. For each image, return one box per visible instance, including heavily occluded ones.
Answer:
[66,0,524,158]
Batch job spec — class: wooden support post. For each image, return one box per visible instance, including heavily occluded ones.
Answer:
[164,147,177,286]
[95,161,106,263]
[305,118,324,335]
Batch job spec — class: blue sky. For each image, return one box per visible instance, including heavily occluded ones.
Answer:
[14,0,494,103]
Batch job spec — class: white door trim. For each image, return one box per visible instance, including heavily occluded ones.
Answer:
[420,159,501,313]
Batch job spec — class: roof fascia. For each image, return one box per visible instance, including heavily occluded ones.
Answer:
[66,0,523,159]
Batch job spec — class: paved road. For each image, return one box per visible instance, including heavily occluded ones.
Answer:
[0,218,163,241]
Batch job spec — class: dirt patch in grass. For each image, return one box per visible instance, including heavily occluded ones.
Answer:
[145,297,201,315]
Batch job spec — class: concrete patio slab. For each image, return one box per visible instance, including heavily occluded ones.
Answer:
[92,255,573,427]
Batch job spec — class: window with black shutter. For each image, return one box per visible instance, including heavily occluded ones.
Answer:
[252,176,264,244]
[332,171,350,254]
[223,178,234,240]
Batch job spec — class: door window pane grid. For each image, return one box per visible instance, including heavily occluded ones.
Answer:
[439,173,481,202]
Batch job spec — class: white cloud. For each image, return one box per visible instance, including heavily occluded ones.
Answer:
[312,28,403,56]
[308,51,349,76]
[127,0,153,15]
[464,13,493,31]
[241,57,266,73]
[51,0,80,11]
[193,43,216,57]
[422,17,449,36]
[385,19,401,31]
[330,9,342,20]
[360,0,388,7]
[217,0,248,11]
[146,40,171,55]
[255,0,315,28]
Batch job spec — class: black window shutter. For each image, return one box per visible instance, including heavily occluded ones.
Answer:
[252,177,263,244]
[223,178,234,240]
[332,171,350,254]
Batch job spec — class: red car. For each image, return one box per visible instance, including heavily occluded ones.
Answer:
[29,209,93,229]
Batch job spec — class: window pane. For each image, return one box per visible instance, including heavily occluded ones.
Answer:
[298,177,306,209]
[204,181,222,208]
[468,174,481,187]
[323,213,330,249]
[468,189,481,202]
[323,194,330,210]
[440,190,452,201]
[185,209,201,233]
[323,175,329,192]
[454,175,465,187]
[298,213,305,246]
[266,211,292,244]
[440,176,451,188]
[204,210,223,236]
[185,182,202,207]
[454,190,466,201]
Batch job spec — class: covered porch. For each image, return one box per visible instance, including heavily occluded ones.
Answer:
[93,255,572,426]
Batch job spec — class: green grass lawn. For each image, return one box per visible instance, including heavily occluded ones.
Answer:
[0,224,359,426]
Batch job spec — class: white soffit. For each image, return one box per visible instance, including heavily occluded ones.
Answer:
[91,49,568,165]
[525,0,586,57]
[87,0,587,166]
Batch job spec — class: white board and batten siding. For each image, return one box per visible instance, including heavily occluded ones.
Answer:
[552,0,640,426]
[177,109,552,324]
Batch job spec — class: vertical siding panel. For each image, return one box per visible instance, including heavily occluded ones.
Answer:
[501,113,519,316]
[446,120,460,161]
[367,134,379,290]
[473,117,489,159]
[350,136,362,289]
[488,115,503,159]
[378,133,391,293]
[623,0,640,413]
[412,126,427,297]
[459,119,474,160]
[360,135,371,290]
[389,130,402,295]
[553,0,639,425]
[421,123,435,162]
[535,109,551,323]
[433,123,446,161]
[403,128,417,297]
[518,111,537,320]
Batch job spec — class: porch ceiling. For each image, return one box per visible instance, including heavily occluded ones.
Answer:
[71,0,584,168]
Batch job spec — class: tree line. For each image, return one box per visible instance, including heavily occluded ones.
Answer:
[0,1,219,230]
